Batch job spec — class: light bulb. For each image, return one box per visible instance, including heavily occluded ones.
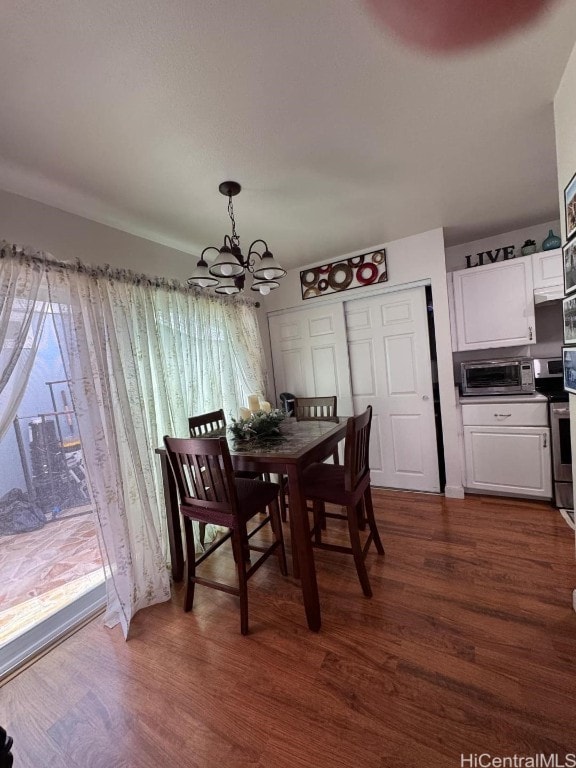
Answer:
[221,263,233,277]
[259,284,271,296]
[263,269,276,280]
[198,279,210,288]
[225,286,235,295]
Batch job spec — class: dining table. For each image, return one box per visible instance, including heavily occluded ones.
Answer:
[156,417,347,631]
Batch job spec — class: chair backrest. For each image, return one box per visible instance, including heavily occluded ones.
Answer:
[164,435,238,523]
[188,409,226,437]
[279,392,296,416]
[294,396,338,422]
[343,406,372,492]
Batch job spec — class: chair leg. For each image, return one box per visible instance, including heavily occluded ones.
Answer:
[356,498,366,531]
[345,503,373,598]
[268,497,288,576]
[278,476,288,522]
[364,487,385,555]
[232,526,250,635]
[331,448,339,465]
[199,522,207,548]
[312,499,324,544]
[183,516,196,612]
[239,525,251,564]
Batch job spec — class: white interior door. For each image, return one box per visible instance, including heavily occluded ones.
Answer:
[268,304,353,414]
[345,286,440,492]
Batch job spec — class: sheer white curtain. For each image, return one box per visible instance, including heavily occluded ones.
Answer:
[0,247,47,440]
[0,244,267,637]
[42,259,266,637]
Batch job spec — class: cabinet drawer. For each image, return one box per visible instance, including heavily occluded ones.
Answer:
[461,402,548,427]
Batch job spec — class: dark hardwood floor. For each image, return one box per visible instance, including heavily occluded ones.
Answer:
[2,489,575,767]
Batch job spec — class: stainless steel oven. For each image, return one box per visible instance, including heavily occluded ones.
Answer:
[534,357,573,511]
[550,402,573,509]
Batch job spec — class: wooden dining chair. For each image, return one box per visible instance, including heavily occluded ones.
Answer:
[280,396,340,523]
[164,435,287,635]
[293,396,338,423]
[300,405,384,598]
[188,409,266,547]
[188,409,262,480]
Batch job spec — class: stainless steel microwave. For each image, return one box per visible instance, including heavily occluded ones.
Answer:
[460,358,535,396]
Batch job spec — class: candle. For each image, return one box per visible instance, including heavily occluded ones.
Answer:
[248,394,260,413]
[239,407,251,420]
[260,401,271,413]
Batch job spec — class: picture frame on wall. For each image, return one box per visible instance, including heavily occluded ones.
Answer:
[563,346,576,395]
[563,241,576,295]
[564,170,576,243]
[563,295,576,344]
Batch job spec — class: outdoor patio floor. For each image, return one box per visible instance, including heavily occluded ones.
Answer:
[0,512,103,646]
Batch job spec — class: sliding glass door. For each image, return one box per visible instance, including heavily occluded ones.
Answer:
[0,303,105,677]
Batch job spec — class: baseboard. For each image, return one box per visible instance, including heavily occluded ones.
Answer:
[444,484,465,499]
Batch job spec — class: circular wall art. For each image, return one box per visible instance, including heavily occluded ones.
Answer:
[348,254,366,267]
[318,279,329,292]
[356,263,378,284]
[327,263,353,291]
[372,250,386,264]
[301,269,319,287]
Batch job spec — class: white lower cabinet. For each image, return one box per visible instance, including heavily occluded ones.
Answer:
[463,426,551,498]
[461,399,552,499]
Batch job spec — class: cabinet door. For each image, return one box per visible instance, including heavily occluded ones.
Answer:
[463,425,551,498]
[531,248,562,290]
[268,305,353,414]
[452,259,535,350]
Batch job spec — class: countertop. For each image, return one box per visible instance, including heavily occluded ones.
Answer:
[458,392,548,405]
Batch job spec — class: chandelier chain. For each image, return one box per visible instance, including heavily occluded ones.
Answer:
[228,195,240,248]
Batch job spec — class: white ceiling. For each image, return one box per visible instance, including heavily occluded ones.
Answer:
[1,1,576,271]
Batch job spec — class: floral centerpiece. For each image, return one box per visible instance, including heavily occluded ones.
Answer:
[228,408,286,442]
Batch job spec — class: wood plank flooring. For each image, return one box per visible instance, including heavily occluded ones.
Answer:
[2,489,575,767]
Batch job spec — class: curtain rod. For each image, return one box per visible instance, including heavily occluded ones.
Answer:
[0,241,261,308]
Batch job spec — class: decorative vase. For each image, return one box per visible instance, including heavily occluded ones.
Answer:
[542,230,561,251]
[521,243,537,256]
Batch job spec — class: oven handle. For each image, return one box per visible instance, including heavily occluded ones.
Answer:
[551,406,570,418]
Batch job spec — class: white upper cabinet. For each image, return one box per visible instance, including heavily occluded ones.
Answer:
[452,258,536,351]
[531,247,563,290]
[531,248,564,304]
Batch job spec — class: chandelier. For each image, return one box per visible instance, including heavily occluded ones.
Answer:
[188,181,286,296]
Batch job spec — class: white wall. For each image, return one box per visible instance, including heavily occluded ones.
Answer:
[262,227,464,498]
[0,186,274,408]
[0,188,197,281]
[554,39,576,612]
[445,219,561,273]
[0,190,271,392]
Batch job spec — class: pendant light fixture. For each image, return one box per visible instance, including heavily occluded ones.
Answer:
[188,181,286,296]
